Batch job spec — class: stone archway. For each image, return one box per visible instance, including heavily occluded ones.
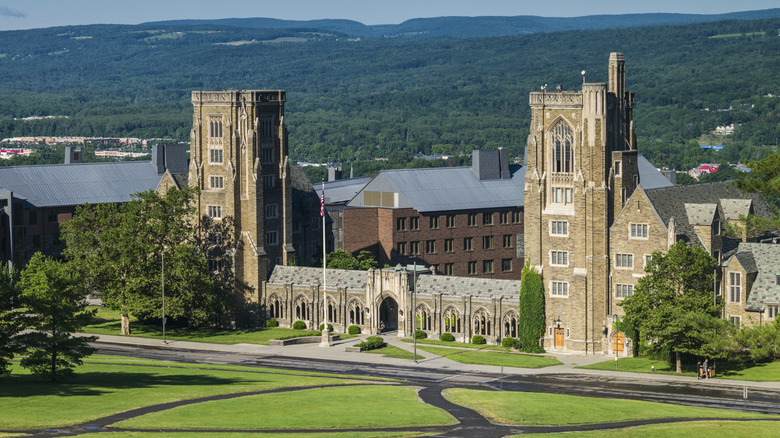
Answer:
[379,296,398,332]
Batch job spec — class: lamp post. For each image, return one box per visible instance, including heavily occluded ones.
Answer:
[412,255,418,364]
[320,180,331,347]
[161,246,166,344]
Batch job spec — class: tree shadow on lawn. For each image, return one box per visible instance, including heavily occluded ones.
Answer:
[0,371,258,398]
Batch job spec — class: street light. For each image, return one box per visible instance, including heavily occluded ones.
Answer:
[161,246,166,344]
[412,255,418,364]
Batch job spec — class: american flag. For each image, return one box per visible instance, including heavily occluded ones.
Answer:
[320,193,325,217]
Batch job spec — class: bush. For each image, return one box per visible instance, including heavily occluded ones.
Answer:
[292,320,306,330]
[472,335,486,344]
[357,336,385,351]
[265,318,279,328]
[440,332,455,342]
[415,329,427,339]
[502,337,517,348]
[318,323,334,332]
[348,325,361,335]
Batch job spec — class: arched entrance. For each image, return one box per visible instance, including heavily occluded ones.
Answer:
[379,296,398,332]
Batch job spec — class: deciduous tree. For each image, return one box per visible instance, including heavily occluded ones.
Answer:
[518,259,545,353]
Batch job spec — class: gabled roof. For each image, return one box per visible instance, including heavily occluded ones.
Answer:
[684,203,718,226]
[316,176,372,205]
[0,161,165,208]
[637,155,674,189]
[731,243,780,311]
[416,274,521,300]
[348,165,525,213]
[721,198,752,220]
[268,265,368,291]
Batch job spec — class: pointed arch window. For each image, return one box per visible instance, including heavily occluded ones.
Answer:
[550,122,573,174]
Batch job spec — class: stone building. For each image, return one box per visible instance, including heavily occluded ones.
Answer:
[263,265,521,344]
[343,148,525,280]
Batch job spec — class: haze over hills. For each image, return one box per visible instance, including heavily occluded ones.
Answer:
[145,9,780,38]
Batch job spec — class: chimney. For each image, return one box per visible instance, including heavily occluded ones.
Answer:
[64,147,82,164]
[150,144,188,175]
[471,149,510,180]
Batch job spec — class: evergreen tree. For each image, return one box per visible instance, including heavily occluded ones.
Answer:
[0,266,22,375]
[518,259,545,353]
[17,253,96,381]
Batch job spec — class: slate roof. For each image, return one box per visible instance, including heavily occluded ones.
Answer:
[0,161,165,208]
[316,176,372,205]
[732,243,780,311]
[268,265,368,290]
[684,203,718,226]
[637,155,674,189]
[721,199,753,221]
[365,164,526,213]
[416,274,521,300]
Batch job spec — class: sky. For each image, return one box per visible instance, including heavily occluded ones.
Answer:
[1,0,779,31]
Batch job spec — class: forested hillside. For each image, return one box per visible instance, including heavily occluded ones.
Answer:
[0,17,778,172]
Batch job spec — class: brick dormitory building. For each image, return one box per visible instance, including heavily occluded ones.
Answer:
[3,54,779,353]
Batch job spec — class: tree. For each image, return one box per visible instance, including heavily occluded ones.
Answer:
[518,259,545,353]
[17,253,96,381]
[326,249,360,270]
[357,250,379,270]
[620,242,724,373]
[0,266,22,375]
[675,172,698,185]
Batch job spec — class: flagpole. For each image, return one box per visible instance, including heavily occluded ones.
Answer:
[320,180,331,347]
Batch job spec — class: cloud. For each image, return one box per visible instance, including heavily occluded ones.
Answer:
[0,6,27,18]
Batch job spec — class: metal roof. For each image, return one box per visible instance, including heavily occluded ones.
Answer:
[316,176,372,205]
[637,154,674,189]
[0,161,164,208]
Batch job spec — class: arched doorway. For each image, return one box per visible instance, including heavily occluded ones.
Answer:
[379,296,398,332]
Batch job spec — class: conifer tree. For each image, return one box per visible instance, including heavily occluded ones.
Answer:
[518,259,545,353]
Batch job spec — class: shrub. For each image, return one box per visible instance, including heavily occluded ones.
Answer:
[292,320,306,330]
[440,332,455,342]
[265,318,279,328]
[348,325,361,335]
[357,336,385,351]
[472,335,486,344]
[502,337,517,348]
[415,329,427,339]
[318,323,334,332]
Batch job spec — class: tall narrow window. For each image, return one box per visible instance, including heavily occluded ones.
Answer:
[551,122,573,173]
[729,272,741,303]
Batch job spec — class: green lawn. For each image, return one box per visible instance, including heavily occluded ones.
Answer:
[363,344,425,360]
[518,420,780,437]
[81,433,430,438]
[0,356,363,430]
[578,357,780,381]
[416,346,561,368]
[401,338,514,352]
[82,305,348,345]
[116,385,456,430]
[444,389,773,426]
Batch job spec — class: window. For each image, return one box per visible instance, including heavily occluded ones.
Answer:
[260,116,274,138]
[468,213,478,227]
[614,161,621,176]
[483,235,494,250]
[503,234,513,249]
[551,251,568,266]
[729,316,741,327]
[426,240,436,254]
[261,145,274,164]
[776,274,780,286]
[444,239,454,253]
[468,261,477,275]
[615,253,633,268]
[502,258,512,272]
[551,281,569,297]
[396,217,407,231]
[630,223,648,239]
[410,241,420,255]
[550,220,568,236]
[210,176,224,189]
[729,272,741,303]
[767,305,778,319]
[265,204,279,219]
[263,175,276,189]
[645,254,653,268]
[48,212,58,222]
[616,284,634,298]
[397,242,407,255]
[463,237,473,251]
[410,216,419,231]
[512,211,521,224]
[209,118,223,138]
[207,205,222,219]
[209,149,223,164]
[444,263,454,276]
[265,230,278,246]
[500,211,510,224]
[551,122,573,173]
[430,215,440,229]
[483,260,494,274]
[552,187,573,204]
[483,212,494,226]
[446,214,456,228]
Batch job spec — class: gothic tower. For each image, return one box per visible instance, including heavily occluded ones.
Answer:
[190,90,294,318]
[524,53,637,353]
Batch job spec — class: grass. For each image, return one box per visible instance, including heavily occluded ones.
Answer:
[82,305,350,345]
[363,344,425,360]
[401,337,514,351]
[82,432,431,437]
[517,420,780,437]
[416,346,561,368]
[0,356,363,430]
[116,385,456,430]
[443,389,774,426]
[578,357,780,381]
